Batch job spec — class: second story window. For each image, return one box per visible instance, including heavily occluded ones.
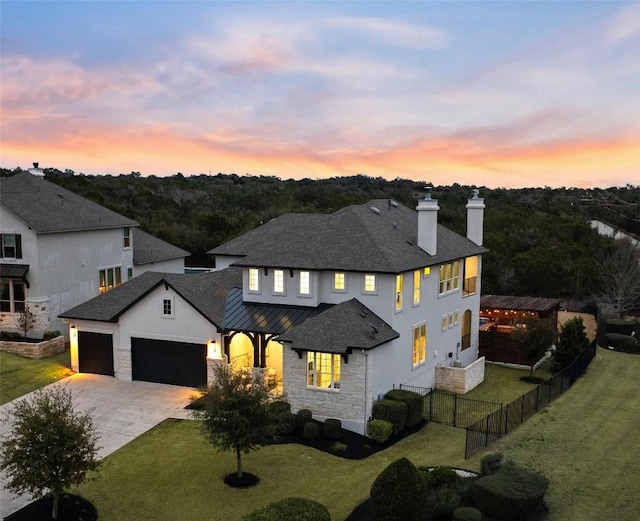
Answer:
[333,272,346,292]
[273,269,285,294]
[395,274,403,311]
[463,256,479,296]
[123,227,131,249]
[299,271,311,296]
[248,268,260,293]
[0,233,22,259]
[413,270,421,305]
[439,260,461,296]
[363,274,376,293]
[99,266,122,295]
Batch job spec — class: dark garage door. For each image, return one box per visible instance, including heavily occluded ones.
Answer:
[131,337,206,388]
[78,331,114,376]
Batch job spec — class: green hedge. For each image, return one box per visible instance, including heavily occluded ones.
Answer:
[372,399,408,434]
[323,418,342,440]
[370,457,427,521]
[303,422,320,441]
[603,333,638,350]
[240,497,331,521]
[296,409,313,430]
[384,389,423,427]
[367,419,393,443]
[471,460,548,520]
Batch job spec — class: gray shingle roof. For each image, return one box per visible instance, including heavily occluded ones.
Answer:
[209,199,487,273]
[59,268,242,328]
[277,298,399,354]
[480,295,564,313]
[132,228,189,265]
[0,172,138,233]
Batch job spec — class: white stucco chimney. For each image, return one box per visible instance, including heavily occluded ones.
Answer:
[466,188,485,246]
[28,162,44,177]
[416,187,439,255]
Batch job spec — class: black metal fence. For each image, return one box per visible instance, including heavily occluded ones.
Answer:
[464,341,597,458]
[399,385,502,429]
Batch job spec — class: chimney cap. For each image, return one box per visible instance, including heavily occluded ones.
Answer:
[471,188,480,200]
[423,186,433,200]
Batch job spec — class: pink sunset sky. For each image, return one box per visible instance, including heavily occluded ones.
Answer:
[1,1,639,188]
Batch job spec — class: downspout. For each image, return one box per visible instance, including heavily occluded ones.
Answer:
[362,349,369,433]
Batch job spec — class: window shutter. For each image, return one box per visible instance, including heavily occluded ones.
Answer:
[15,235,22,259]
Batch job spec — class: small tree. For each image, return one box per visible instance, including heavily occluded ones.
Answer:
[193,362,280,481]
[512,317,556,378]
[0,385,101,520]
[17,304,36,339]
[553,316,590,371]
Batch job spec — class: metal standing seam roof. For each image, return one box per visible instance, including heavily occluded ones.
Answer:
[0,172,138,233]
[209,199,487,273]
[480,295,564,312]
[222,287,333,335]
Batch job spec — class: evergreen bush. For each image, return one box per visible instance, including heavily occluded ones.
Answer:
[603,333,638,350]
[366,419,393,443]
[240,497,331,521]
[384,389,424,427]
[323,418,342,440]
[372,398,408,434]
[424,486,461,521]
[422,466,461,489]
[471,460,548,520]
[370,457,426,521]
[303,422,320,441]
[480,452,503,476]
[296,409,313,430]
[452,506,482,521]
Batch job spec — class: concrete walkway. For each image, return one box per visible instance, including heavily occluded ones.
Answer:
[0,373,198,518]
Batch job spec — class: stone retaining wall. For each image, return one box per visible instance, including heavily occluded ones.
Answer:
[435,356,485,394]
[0,336,65,359]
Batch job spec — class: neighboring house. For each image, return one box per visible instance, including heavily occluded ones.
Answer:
[588,219,639,247]
[0,169,188,337]
[61,190,488,434]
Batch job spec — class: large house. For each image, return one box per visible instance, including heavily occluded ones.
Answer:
[60,190,488,434]
[0,167,189,337]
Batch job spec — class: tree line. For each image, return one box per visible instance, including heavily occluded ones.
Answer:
[2,166,637,302]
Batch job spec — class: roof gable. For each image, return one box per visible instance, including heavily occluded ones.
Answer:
[132,228,189,265]
[0,172,138,233]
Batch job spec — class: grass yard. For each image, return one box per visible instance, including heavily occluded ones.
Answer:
[468,348,640,521]
[0,349,74,404]
[465,360,554,404]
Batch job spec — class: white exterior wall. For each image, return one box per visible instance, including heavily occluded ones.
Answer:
[588,220,639,247]
[116,285,217,380]
[242,268,320,307]
[67,319,120,373]
[134,257,186,276]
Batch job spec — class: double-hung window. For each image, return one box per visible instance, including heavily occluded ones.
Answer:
[0,234,21,259]
[412,323,426,367]
[123,227,131,249]
[307,352,341,389]
[363,274,376,293]
[439,260,461,296]
[299,271,311,296]
[333,272,346,292]
[413,270,421,305]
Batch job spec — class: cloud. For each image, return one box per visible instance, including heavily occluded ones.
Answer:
[604,1,640,45]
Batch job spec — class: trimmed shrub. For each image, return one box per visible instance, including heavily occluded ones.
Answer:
[323,418,342,440]
[384,389,424,427]
[370,457,426,521]
[270,400,291,414]
[471,460,549,520]
[330,441,347,454]
[43,330,61,340]
[603,332,639,350]
[303,422,320,441]
[372,398,408,434]
[453,506,482,521]
[480,452,503,476]
[240,497,331,521]
[606,318,636,336]
[424,486,461,521]
[296,409,313,430]
[270,401,295,435]
[422,466,461,489]
[366,419,393,443]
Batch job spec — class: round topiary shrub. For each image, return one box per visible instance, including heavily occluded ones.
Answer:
[303,422,320,441]
[240,497,331,521]
[372,398,408,434]
[471,460,549,520]
[452,506,482,521]
[366,419,393,443]
[324,418,342,440]
[370,457,427,521]
[296,409,313,430]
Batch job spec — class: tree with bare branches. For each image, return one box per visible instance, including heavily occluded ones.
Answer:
[594,238,640,318]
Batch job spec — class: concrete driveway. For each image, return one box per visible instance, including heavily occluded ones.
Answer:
[0,373,199,518]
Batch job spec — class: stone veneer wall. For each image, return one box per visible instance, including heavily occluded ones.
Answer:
[117,347,132,380]
[0,299,51,338]
[282,347,370,434]
[435,356,485,394]
[0,335,65,359]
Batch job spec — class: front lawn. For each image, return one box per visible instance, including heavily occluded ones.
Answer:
[0,349,74,404]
